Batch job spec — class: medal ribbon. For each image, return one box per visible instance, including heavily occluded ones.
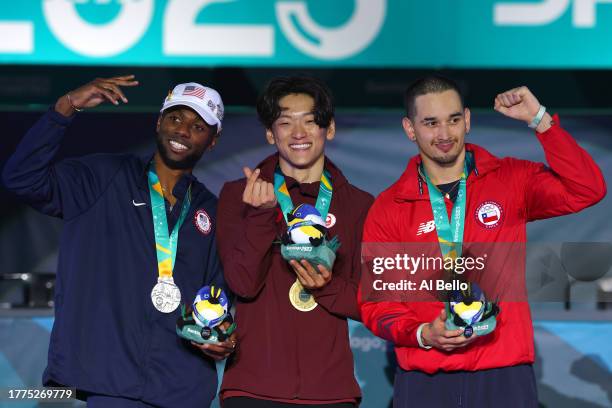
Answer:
[422,152,473,261]
[148,166,191,280]
[273,166,333,224]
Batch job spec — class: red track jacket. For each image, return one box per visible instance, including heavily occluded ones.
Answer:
[360,116,606,373]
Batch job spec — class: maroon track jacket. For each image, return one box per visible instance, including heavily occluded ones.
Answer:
[217,153,373,403]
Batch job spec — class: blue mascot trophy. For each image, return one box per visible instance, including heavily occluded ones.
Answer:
[176,285,236,344]
[280,204,340,269]
[445,280,499,338]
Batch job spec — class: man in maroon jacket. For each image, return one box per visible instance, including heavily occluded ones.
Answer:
[217,76,373,407]
[360,76,606,407]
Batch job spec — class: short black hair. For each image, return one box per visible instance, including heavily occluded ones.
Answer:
[256,76,334,129]
[403,75,465,119]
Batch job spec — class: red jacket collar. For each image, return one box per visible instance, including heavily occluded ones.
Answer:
[393,143,501,201]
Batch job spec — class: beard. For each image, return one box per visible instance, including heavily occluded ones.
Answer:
[417,137,464,167]
[431,150,462,166]
[156,133,204,170]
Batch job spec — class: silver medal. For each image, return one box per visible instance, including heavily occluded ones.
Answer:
[150,278,181,313]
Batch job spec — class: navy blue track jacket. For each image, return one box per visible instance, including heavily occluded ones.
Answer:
[2,109,225,408]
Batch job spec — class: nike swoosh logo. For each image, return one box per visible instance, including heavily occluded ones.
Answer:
[132,200,147,207]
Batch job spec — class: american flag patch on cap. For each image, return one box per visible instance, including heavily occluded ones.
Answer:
[182,85,206,99]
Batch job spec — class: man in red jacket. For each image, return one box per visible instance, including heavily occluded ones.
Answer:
[360,76,606,407]
[217,76,373,407]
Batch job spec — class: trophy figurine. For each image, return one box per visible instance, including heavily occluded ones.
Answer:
[176,285,236,344]
[445,280,499,338]
[280,204,340,270]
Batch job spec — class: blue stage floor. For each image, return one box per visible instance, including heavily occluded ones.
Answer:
[1,310,611,408]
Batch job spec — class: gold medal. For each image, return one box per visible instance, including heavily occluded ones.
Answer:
[289,279,318,312]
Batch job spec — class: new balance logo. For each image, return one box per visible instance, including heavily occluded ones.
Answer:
[416,220,436,236]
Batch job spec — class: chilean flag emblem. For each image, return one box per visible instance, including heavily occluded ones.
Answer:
[481,210,499,224]
[475,201,503,229]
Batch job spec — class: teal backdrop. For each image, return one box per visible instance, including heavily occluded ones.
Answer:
[3,0,612,67]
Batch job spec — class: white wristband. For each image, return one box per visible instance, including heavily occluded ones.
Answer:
[528,105,546,129]
[416,323,432,349]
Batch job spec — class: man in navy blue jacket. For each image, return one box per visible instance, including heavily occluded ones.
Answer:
[2,75,234,408]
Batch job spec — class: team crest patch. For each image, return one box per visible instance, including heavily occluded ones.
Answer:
[475,201,503,229]
[194,209,212,235]
[325,213,337,228]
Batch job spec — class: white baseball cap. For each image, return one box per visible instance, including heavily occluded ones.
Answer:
[160,82,224,132]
